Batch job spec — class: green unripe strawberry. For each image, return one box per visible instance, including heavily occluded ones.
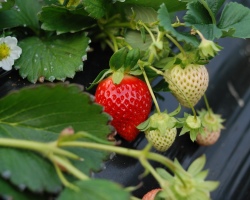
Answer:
[138,106,180,152]
[164,64,209,108]
[145,128,177,152]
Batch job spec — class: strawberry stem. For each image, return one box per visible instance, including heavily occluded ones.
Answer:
[140,65,161,114]
[165,33,186,57]
[203,93,213,115]
[53,160,80,191]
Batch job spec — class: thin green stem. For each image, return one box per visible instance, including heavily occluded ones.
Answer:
[59,141,180,173]
[105,22,133,29]
[139,158,177,200]
[140,66,161,114]
[105,31,119,52]
[203,93,212,115]
[53,160,79,191]
[165,34,186,57]
[0,138,82,160]
[140,22,156,43]
[199,0,216,24]
[49,154,89,181]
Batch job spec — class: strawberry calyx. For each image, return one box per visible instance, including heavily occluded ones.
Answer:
[178,113,204,142]
[137,105,181,135]
[87,47,141,89]
[198,109,225,132]
[157,155,219,200]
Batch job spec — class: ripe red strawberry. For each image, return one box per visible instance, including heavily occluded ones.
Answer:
[142,188,162,200]
[145,128,176,152]
[196,129,221,146]
[95,75,152,141]
[164,64,209,108]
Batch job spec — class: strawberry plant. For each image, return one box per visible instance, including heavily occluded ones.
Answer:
[1,0,250,199]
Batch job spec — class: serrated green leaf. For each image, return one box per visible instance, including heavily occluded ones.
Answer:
[83,0,106,19]
[0,176,43,200]
[184,2,222,40]
[187,155,206,176]
[0,84,112,192]
[218,2,250,39]
[205,0,225,16]
[0,148,61,193]
[15,33,90,83]
[120,0,186,12]
[158,4,199,47]
[57,179,130,200]
[0,0,15,12]
[38,5,95,34]
[0,0,41,30]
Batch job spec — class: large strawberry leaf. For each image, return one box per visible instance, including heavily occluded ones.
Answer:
[217,2,250,39]
[15,33,90,83]
[38,5,95,34]
[57,179,130,200]
[0,84,112,192]
[0,0,41,30]
[83,0,107,19]
[0,0,15,12]
[158,4,199,47]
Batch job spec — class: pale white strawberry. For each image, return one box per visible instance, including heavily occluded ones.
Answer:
[164,64,209,108]
[196,129,221,146]
[196,109,224,146]
[145,128,177,152]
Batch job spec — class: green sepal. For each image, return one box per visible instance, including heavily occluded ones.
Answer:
[112,70,124,85]
[178,113,204,142]
[87,69,112,90]
[109,47,128,71]
[198,109,225,132]
[124,48,140,71]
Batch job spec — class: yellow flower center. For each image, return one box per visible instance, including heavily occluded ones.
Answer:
[0,43,10,60]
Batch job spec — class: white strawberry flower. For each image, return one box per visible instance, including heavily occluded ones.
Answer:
[0,36,22,71]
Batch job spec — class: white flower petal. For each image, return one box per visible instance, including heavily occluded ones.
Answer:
[0,58,14,71]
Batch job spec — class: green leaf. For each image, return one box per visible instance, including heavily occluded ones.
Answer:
[15,33,90,83]
[119,0,187,12]
[83,0,107,19]
[184,2,222,40]
[125,31,153,52]
[125,5,158,24]
[109,47,128,71]
[124,48,140,71]
[38,5,95,34]
[0,0,15,12]
[187,155,206,176]
[87,69,112,90]
[0,177,43,200]
[218,2,250,38]
[57,179,130,200]
[158,4,199,47]
[156,168,174,182]
[0,148,61,193]
[205,0,225,16]
[0,84,112,192]
[0,0,41,30]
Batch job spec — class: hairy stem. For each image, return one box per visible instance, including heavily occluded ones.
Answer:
[199,0,216,24]
[165,34,186,57]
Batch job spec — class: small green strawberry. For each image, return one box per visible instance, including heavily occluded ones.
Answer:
[145,127,177,152]
[196,109,224,146]
[138,106,180,152]
[164,64,209,108]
